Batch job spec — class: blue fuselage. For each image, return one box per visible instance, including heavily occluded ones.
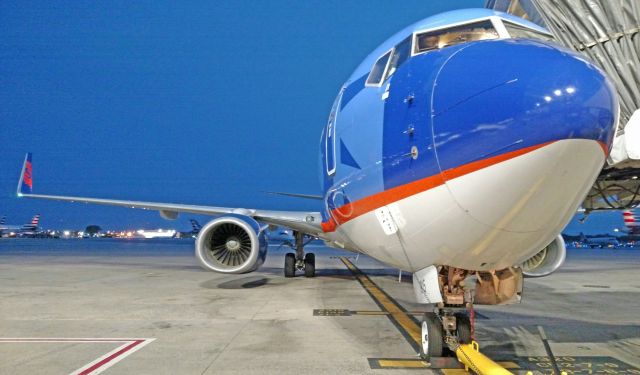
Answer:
[319,11,617,236]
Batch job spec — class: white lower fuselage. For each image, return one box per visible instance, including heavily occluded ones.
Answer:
[325,140,606,272]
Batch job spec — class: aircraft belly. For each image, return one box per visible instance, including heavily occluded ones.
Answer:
[397,140,603,271]
[347,140,605,272]
[442,139,604,234]
[338,209,410,270]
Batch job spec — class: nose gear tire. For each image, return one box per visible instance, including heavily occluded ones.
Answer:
[455,313,472,344]
[420,312,443,359]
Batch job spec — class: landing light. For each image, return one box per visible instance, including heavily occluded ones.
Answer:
[544,96,552,102]
[566,87,576,94]
[553,89,562,96]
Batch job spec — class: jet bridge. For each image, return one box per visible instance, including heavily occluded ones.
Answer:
[486,0,640,210]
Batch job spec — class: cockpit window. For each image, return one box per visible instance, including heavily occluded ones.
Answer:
[414,20,499,54]
[503,21,554,41]
[384,36,412,82]
[366,49,392,87]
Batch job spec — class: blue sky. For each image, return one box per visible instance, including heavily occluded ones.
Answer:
[0,1,622,233]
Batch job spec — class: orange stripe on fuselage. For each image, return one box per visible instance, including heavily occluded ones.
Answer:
[321,140,596,233]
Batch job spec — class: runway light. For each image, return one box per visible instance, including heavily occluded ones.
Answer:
[63,231,70,236]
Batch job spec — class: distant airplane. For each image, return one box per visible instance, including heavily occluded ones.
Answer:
[586,236,621,249]
[135,229,177,239]
[17,9,618,359]
[0,214,41,237]
[622,210,640,235]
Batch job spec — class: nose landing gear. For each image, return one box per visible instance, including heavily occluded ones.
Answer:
[419,306,473,359]
[417,266,475,360]
[284,231,315,278]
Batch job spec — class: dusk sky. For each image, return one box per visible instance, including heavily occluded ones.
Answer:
[0,1,623,234]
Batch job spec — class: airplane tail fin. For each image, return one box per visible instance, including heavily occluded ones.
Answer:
[623,210,638,234]
[17,153,33,196]
[0,216,5,225]
[190,219,202,232]
[31,214,40,226]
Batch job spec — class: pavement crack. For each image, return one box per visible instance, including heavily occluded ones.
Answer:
[200,299,269,375]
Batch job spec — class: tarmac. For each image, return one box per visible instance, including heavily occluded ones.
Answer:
[0,238,638,374]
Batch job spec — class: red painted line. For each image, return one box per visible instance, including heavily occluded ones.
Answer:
[77,340,144,375]
[0,338,131,342]
[597,140,609,156]
[321,139,608,233]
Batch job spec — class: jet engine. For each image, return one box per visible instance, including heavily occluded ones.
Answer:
[195,215,268,274]
[521,235,566,277]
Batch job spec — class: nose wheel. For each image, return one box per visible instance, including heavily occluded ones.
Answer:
[283,231,315,278]
[420,312,443,359]
[419,308,473,360]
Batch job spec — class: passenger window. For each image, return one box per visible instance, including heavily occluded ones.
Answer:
[384,36,412,81]
[503,21,554,41]
[415,20,499,54]
[366,49,392,87]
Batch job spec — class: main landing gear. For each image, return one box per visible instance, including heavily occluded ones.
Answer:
[284,231,315,278]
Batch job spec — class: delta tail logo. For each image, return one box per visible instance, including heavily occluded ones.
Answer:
[18,153,33,196]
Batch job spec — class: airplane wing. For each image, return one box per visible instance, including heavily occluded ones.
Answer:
[16,153,324,236]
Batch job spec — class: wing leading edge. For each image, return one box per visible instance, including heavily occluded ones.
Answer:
[17,153,324,235]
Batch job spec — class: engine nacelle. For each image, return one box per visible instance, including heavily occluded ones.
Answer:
[521,235,566,277]
[195,215,268,274]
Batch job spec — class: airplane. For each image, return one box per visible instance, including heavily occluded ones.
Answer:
[589,237,622,249]
[16,9,618,359]
[622,210,640,235]
[0,214,41,237]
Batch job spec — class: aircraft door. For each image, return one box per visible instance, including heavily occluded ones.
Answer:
[325,89,344,177]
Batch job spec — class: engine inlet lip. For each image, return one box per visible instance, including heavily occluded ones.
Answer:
[195,216,260,273]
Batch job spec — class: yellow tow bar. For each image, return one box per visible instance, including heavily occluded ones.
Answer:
[455,341,513,375]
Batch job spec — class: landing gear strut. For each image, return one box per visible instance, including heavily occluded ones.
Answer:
[284,231,315,278]
[419,267,473,360]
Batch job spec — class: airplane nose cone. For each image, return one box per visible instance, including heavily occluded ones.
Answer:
[431,39,618,233]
